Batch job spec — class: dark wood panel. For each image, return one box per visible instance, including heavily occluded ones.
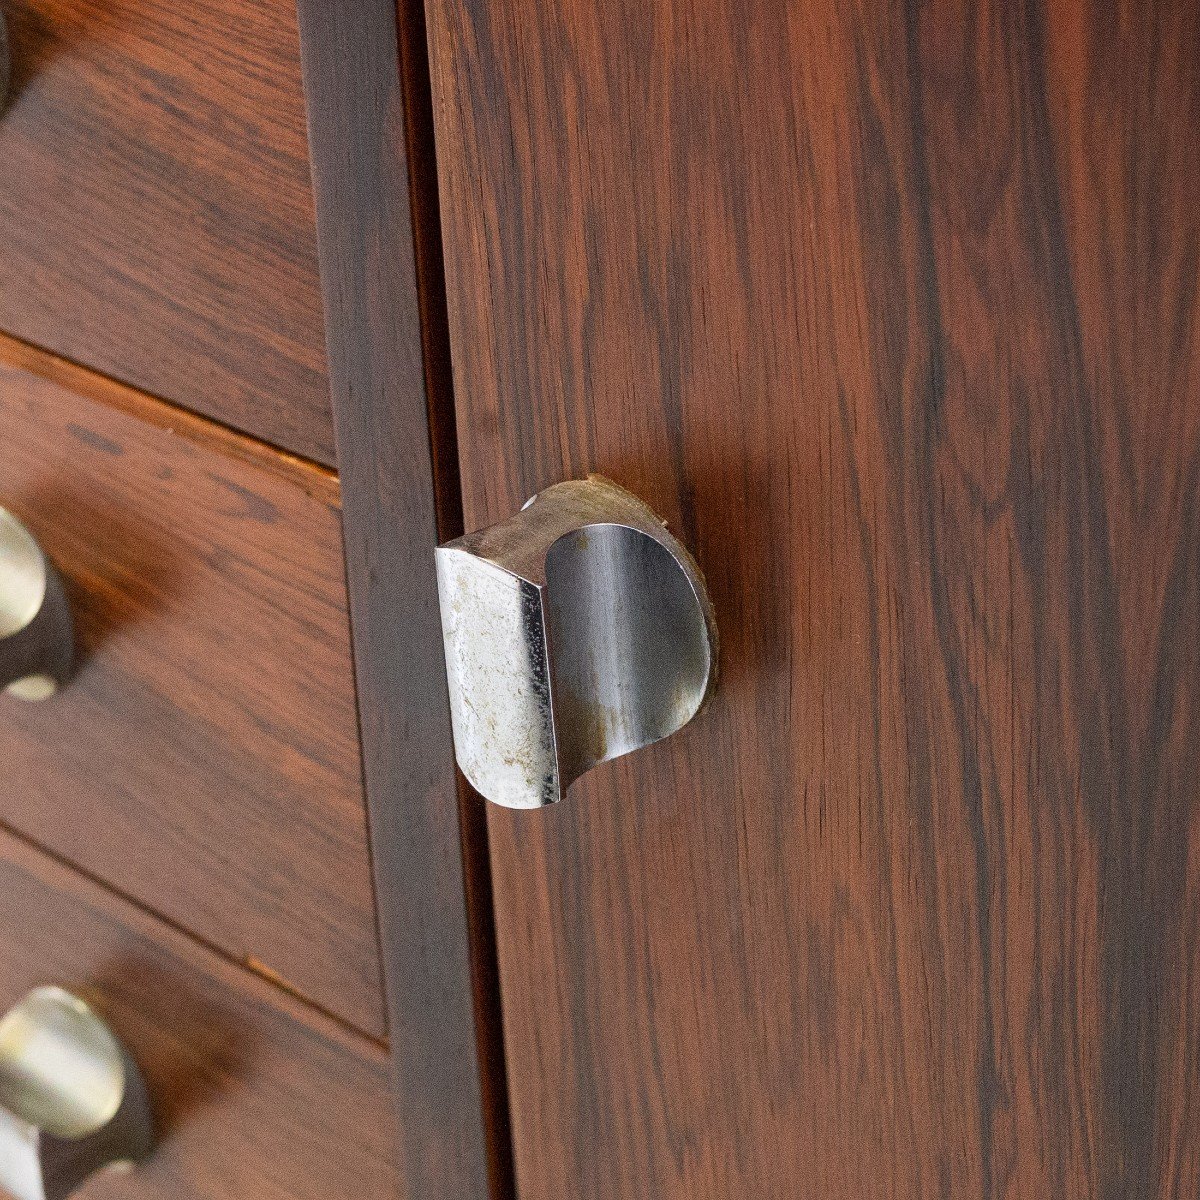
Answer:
[0,828,398,1200]
[0,0,333,463]
[427,0,1200,1196]
[296,1,507,1195]
[0,333,385,1037]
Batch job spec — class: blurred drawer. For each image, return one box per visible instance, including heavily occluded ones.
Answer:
[0,333,385,1037]
[0,0,332,463]
[0,827,397,1200]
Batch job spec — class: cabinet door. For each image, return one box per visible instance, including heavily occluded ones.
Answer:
[427,2,1200,1197]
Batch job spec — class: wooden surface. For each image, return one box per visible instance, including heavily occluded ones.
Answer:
[0,333,385,1038]
[0,827,398,1200]
[427,1,1200,1196]
[0,0,333,463]
[296,2,508,1195]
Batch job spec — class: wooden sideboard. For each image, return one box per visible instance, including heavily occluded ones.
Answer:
[2,1,1197,1198]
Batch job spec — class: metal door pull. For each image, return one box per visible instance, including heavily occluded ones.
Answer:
[0,508,74,701]
[0,988,155,1200]
[436,476,718,809]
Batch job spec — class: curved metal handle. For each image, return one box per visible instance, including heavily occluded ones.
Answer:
[436,476,718,809]
[0,987,155,1200]
[0,508,74,701]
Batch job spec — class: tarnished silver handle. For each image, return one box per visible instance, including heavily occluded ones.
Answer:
[436,476,718,809]
[0,508,74,701]
[0,987,155,1200]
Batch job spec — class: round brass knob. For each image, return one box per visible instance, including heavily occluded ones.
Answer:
[0,987,155,1200]
[0,508,75,701]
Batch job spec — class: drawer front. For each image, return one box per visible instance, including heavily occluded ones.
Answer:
[0,829,397,1200]
[0,0,333,464]
[0,335,384,1037]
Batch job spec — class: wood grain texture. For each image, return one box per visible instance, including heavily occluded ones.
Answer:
[0,827,398,1200]
[0,0,333,463]
[296,2,508,1195]
[427,0,1200,1196]
[0,333,385,1037]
